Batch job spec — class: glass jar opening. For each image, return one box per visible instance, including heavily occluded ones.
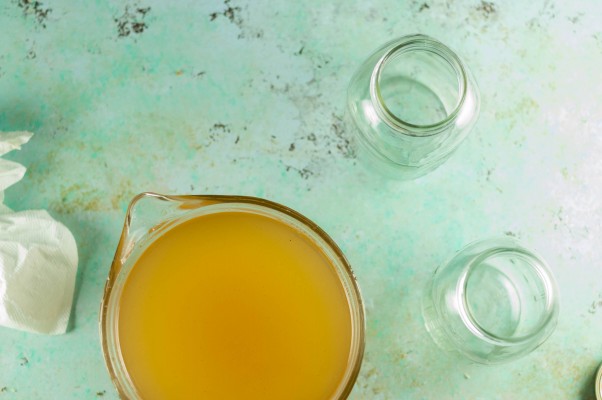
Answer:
[372,39,466,133]
[460,248,558,344]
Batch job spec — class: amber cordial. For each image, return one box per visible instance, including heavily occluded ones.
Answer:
[117,210,355,399]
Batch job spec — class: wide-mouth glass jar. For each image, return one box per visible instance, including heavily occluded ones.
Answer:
[347,34,480,179]
[100,192,365,399]
[422,238,559,364]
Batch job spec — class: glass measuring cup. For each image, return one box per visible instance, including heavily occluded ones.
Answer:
[99,192,365,399]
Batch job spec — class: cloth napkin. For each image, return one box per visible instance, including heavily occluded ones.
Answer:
[0,131,78,334]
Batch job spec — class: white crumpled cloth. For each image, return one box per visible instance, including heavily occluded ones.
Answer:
[0,131,78,334]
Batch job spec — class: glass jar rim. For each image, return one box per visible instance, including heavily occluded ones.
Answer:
[456,244,559,346]
[370,34,468,136]
[596,364,602,400]
[99,193,366,400]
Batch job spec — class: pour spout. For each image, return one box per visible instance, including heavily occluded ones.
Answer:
[111,192,220,274]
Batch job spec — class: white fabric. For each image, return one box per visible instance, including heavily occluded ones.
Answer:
[0,132,78,334]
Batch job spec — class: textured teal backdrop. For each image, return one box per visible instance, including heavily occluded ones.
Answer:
[1,0,602,398]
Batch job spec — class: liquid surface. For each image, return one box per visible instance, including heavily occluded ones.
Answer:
[118,211,352,400]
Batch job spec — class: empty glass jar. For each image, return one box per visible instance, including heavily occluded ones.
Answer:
[422,238,559,364]
[347,34,480,179]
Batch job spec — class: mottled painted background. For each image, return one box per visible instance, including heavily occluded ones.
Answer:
[1,0,602,398]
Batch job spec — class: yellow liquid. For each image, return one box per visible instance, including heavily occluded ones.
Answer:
[118,211,352,399]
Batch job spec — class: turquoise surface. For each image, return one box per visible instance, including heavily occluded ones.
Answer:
[1,0,602,398]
